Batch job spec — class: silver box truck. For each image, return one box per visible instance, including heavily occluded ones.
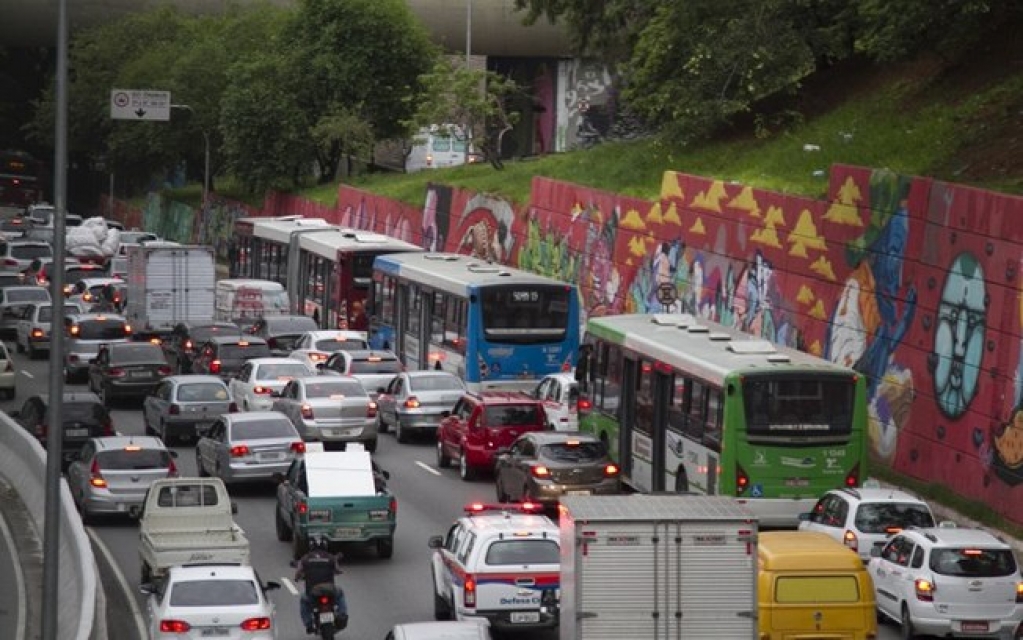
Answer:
[559,494,759,640]
[125,244,216,334]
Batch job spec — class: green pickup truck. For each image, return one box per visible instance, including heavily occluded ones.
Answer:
[274,447,397,559]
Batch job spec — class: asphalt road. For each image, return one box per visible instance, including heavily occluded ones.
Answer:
[0,342,915,640]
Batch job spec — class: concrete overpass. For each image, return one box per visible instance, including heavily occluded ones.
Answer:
[0,0,572,57]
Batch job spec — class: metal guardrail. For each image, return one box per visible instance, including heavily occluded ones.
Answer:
[0,412,99,640]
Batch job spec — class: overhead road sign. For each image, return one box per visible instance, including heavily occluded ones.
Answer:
[110,89,171,121]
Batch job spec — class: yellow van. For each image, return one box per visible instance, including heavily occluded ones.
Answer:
[758,531,877,640]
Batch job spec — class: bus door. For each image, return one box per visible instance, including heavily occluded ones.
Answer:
[620,357,639,489]
[651,369,673,492]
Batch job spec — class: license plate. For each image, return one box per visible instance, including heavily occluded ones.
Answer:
[200,628,230,637]
[960,621,989,633]
[128,370,150,379]
[317,611,335,625]
[510,611,540,624]
[334,527,361,538]
[66,428,88,437]
[566,490,591,496]
[258,452,284,461]
[784,477,810,487]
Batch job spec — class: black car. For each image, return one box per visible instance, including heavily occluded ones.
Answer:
[163,321,243,374]
[248,315,318,356]
[190,335,271,380]
[13,392,115,468]
[87,342,172,403]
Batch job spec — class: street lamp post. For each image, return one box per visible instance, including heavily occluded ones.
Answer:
[465,0,472,68]
[171,103,209,207]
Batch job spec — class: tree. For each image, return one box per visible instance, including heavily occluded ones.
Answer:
[405,59,521,169]
[310,105,375,181]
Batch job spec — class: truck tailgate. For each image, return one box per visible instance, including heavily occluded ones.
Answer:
[306,495,395,542]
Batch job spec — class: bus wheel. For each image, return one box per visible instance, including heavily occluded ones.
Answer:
[675,468,689,493]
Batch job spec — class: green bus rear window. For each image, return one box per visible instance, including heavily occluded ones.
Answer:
[775,576,860,603]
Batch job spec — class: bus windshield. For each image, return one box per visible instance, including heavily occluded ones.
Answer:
[742,375,855,443]
[481,285,570,343]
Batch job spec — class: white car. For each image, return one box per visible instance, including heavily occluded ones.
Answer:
[386,620,491,640]
[530,372,583,431]
[798,487,936,561]
[288,330,369,369]
[229,357,315,412]
[869,526,1023,638]
[65,276,123,307]
[0,340,16,400]
[142,563,280,639]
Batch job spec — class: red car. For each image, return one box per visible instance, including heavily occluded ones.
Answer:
[436,391,548,481]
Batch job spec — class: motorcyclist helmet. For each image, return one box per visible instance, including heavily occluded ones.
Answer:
[309,534,329,551]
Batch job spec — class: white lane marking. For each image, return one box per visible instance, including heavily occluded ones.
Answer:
[18,371,32,378]
[415,460,441,476]
[87,527,148,639]
[0,509,26,640]
[282,577,299,595]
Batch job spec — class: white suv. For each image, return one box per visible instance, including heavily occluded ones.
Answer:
[799,487,936,560]
[428,503,560,634]
[869,527,1023,638]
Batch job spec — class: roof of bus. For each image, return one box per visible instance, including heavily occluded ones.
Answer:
[298,227,422,260]
[372,252,577,297]
[758,531,864,571]
[215,278,285,291]
[585,313,855,385]
[251,217,331,243]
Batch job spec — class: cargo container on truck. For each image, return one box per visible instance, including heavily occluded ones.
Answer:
[125,244,216,339]
[559,494,759,640]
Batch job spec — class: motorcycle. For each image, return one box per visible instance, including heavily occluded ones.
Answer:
[309,583,347,639]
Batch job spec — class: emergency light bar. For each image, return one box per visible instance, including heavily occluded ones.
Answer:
[463,502,543,515]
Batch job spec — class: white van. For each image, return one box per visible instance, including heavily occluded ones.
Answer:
[214,279,290,330]
[405,125,468,173]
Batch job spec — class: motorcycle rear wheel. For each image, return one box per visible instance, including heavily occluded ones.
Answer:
[319,621,335,639]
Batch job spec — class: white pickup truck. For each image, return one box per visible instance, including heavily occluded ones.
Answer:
[137,477,251,584]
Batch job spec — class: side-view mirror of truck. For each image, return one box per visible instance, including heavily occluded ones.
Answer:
[264,581,281,592]
[139,583,157,596]
[428,535,444,549]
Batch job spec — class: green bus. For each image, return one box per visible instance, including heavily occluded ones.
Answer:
[579,313,868,528]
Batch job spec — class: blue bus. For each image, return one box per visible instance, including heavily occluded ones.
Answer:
[370,252,581,392]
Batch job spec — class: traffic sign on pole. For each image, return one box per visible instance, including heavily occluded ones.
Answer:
[656,282,678,306]
[110,89,171,121]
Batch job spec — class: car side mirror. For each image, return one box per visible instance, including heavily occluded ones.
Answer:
[168,450,179,459]
[139,583,157,595]
[264,581,281,592]
[231,501,239,515]
[428,535,444,549]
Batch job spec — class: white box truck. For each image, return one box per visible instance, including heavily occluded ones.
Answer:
[559,494,759,640]
[125,244,216,336]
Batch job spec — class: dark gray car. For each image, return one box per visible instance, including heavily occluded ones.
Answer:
[143,375,236,444]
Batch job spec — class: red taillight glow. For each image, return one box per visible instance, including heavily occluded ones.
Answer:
[157,365,172,376]
[367,401,378,418]
[230,445,250,457]
[1016,582,1023,603]
[253,386,272,395]
[845,463,860,488]
[463,576,476,607]
[167,457,178,477]
[184,339,194,350]
[577,396,592,411]
[210,360,221,374]
[102,420,115,436]
[531,465,551,478]
[168,404,180,416]
[914,578,935,601]
[30,328,43,338]
[843,529,858,552]
[239,617,271,631]
[2,258,18,267]
[290,441,306,453]
[603,463,619,477]
[389,497,397,514]
[297,501,308,514]
[736,464,749,494]
[159,620,191,633]
[107,367,126,378]
[300,404,314,420]
[89,460,107,488]
[404,397,421,409]
[317,595,331,606]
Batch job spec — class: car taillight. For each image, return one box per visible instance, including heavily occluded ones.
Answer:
[184,339,193,351]
[124,324,132,335]
[603,463,620,477]
[297,501,308,514]
[300,404,314,419]
[159,620,191,633]
[367,401,378,418]
[290,441,306,453]
[389,497,397,515]
[239,617,271,631]
[167,457,178,477]
[577,396,592,411]
[2,258,17,267]
[107,367,126,378]
[310,352,327,363]
[317,595,331,606]
[843,529,858,552]
[102,420,115,436]
[914,578,935,602]
[404,397,421,408]
[253,385,272,395]
[89,460,107,488]
[228,401,238,413]
[736,464,749,495]
[157,366,172,376]
[1016,582,1023,603]
[531,465,551,478]
[82,293,93,302]
[168,404,180,415]
[210,360,221,374]
[844,463,859,488]
[230,445,250,457]
[30,328,43,338]
[463,575,476,608]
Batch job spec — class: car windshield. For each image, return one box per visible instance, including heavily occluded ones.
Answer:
[0,274,25,287]
[6,288,48,303]
[231,418,296,440]
[111,344,164,364]
[38,305,81,323]
[350,358,402,375]
[315,338,367,352]
[12,245,51,259]
[305,380,366,398]
[409,374,464,392]
[485,405,541,427]
[541,441,606,462]
[73,319,128,340]
[930,547,1017,577]
[267,317,317,334]
[169,579,259,607]
[255,363,310,380]
[96,448,171,470]
[191,325,241,342]
[485,540,560,565]
[176,383,230,402]
[854,502,935,533]
[220,343,271,360]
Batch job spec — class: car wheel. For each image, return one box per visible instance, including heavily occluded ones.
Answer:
[161,420,174,447]
[15,339,23,354]
[99,384,110,406]
[395,418,410,444]
[376,536,394,559]
[458,451,476,482]
[195,450,208,477]
[364,438,378,454]
[377,413,388,435]
[433,585,452,621]
[436,440,450,468]
[900,604,918,640]
[292,529,308,560]
[275,508,292,542]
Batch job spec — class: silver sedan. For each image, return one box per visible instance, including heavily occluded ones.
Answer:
[271,376,378,452]
[195,411,304,486]
[376,370,466,443]
[142,375,236,445]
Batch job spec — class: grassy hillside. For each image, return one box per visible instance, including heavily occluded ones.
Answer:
[300,35,1022,208]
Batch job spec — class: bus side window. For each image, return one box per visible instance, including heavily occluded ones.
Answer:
[703,390,723,449]
[665,374,686,435]
[684,380,707,441]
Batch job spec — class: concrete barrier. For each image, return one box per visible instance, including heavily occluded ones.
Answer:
[0,412,98,640]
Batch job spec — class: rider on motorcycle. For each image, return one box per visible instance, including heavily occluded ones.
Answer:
[295,535,348,634]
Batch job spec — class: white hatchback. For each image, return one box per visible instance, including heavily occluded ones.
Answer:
[143,563,280,639]
[530,372,582,431]
[228,357,315,412]
[0,340,16,400]
[870,527,1023,638]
